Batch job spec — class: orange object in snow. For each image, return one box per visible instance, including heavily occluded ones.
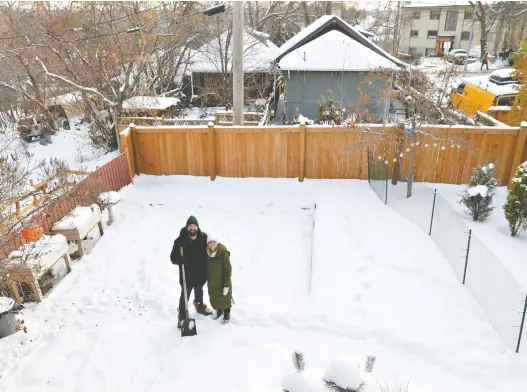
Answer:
[20,225,44,242]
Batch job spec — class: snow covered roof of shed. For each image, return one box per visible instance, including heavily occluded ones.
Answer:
[274,15,405,71]
[190,28,278,73]
[122,96,180,111]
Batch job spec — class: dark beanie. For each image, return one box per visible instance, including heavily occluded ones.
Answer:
[186,215,199,227]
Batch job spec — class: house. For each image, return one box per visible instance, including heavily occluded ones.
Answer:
[272,15,405,124]
[121,96,180,118]
[189,28,278,107]
[398,2,496,57]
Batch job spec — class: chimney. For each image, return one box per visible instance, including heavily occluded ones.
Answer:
[331,1,343,18]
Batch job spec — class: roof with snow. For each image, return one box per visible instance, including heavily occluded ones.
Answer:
[190,28,278,74]
[122,96,180,111]
[274,15,405,72]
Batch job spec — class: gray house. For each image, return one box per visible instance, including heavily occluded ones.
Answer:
[273,15,406,123]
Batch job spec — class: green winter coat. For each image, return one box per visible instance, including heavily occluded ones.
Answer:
[206,243,233,310]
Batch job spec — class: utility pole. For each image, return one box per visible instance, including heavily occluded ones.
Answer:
[232,1,244,126]
[464,8,477,72]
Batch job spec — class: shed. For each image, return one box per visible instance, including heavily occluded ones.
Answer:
[189,28,278,106]
[273,15,405,123]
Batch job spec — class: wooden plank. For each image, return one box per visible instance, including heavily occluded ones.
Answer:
[299,124,306,181]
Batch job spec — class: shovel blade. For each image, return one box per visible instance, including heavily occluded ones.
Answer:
[181,318,197,337]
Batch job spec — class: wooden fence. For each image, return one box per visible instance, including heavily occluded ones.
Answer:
[117,112,265,133]
[119,123,527,187]
[0,153,132,259]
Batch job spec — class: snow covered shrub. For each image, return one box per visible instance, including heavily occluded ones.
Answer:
[504,161,527,236]
[323,359,366,391]
[459,163,497,222]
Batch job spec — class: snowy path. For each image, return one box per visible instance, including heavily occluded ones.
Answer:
[1,176,526,392]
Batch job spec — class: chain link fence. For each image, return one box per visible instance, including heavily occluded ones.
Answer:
[367,149,527,353]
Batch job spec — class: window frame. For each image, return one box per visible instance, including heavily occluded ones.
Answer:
[429,10,441,20]
[410,29,419,38]
[427,30,438,39]
[444,11,458,31]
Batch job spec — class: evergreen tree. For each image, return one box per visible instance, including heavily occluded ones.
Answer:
[504,161,527,236]
[323,379,366,392]
[459,163,497,222]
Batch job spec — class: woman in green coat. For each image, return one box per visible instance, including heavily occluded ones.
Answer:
[206,236,233,324]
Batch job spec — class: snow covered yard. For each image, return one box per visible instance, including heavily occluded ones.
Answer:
[19,117,118,181]
[432,184,527,290]
[1,176,527,392]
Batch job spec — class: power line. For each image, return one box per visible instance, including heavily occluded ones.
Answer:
[0,2,192,42]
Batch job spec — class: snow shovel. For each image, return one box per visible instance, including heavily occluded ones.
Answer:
[180,247,197,337]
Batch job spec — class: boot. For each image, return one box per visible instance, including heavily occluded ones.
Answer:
[177,309,185,329]
[221,308,231,324]
[213,309,224,320]
[194,301,212,316]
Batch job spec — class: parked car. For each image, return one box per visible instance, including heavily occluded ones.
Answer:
[446,49,467,64]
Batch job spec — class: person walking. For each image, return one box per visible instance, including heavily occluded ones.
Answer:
[170,216,212,328]
[206,236,233,324]
[480,48,489,70]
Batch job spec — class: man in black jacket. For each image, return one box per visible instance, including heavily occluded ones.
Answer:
[170,215,212,327]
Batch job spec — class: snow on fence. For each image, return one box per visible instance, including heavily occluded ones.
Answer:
[367,154,527,353]
[0,154,132,260]
[118,123,527,187]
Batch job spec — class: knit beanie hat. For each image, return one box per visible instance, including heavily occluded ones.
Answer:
[207,235,218,244]
[186,215,199,228]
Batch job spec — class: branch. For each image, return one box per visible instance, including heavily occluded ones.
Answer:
[36,57,115,107]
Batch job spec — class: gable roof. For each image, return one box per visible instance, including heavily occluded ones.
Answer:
[190,28,278,74]
[274,15,405,70]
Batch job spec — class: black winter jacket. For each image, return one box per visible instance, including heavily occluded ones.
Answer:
[170,227,208,286]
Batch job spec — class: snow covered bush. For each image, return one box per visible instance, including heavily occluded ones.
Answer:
[323,359,366,391]
[282,352,380,392]
[459,163,497,222]
[504,161,527,236]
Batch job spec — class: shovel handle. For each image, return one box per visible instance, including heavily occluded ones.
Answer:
[180,246,189,317]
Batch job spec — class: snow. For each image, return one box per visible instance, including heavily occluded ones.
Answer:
[279,30,398,72]
[19,117,118,182]
[52,204,101,234]
[487,106,512,111]
[190,29,278,73]
[99,191,121,205]
[121,96,180,111]
[461,75,521,96]
[0,297,15,314]
[490,68,516,79]
[0,176,526,391]
[281,371,322,392]
[431,184,527,291]
[7,234,69,278]
[276,15,404,70]
[467,185,489,197]
[323,359,364,390]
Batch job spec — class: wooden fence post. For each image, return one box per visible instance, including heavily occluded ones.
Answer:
[509,122,527,188]
[299,122,307,182]
[129,123,140,176]
[208,122,217,181]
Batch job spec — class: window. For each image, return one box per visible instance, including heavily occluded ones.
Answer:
[445,11,458,31]
[464,10,473,19]
[461,31,471,40]
[425,48,436,56]
[409,47,417,56]
[410,29,419,38]
[456,83,466,95]
[430,10,441,19]
[427,30,438,39]
[412,11,421,19]
[496,95,516,106]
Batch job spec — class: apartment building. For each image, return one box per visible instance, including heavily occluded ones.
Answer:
[398,2,495,57]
